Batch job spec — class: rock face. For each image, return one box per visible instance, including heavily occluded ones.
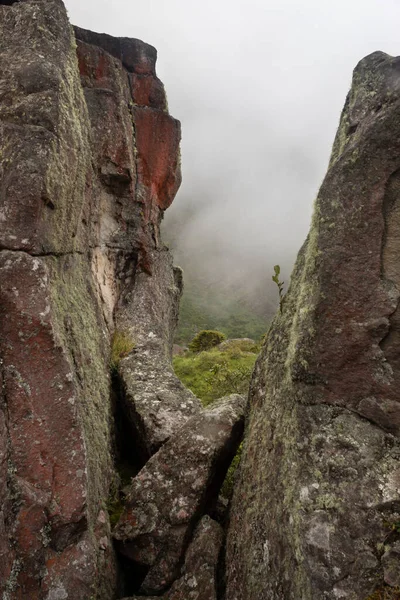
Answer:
[113,394,245,594]
[0,1,184,597]
[226,51,400,599]
[116,249,201,461]
[124,515,224,600]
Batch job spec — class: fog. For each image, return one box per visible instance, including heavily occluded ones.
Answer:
[65,0,400,311]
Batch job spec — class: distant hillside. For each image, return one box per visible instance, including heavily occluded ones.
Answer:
[175,274,271,344]
[162,207,277,344]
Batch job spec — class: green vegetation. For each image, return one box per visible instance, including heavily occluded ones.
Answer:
[272,264,285,313]
[189,329,226,353]
[173,337,258,407]
[110,330,135,372]
[174,335,258,498]
[221,442,243,498]
[365,586,400,600]
[107,495,125,528]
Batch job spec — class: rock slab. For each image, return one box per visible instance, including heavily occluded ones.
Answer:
[113,394,246,594]
[123,515,223,600]
[226,51,400,600]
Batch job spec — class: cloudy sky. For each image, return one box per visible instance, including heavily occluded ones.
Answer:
[64,0,400,295]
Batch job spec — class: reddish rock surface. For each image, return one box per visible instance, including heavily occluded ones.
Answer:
[0,0,183,597]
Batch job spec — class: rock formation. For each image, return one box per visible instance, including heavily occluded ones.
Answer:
[113,394,245,594]
[4,2,400,600]
[123,515,224,600]
[226,51,400,599]
[0,1,229,598]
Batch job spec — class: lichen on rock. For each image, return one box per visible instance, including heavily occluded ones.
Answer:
[0,0,186,597]
[225,51,400,600]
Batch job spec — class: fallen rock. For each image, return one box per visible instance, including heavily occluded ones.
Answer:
[117,249,202,460]
[165,515,223,600]
[122,515,223,600]
[226,51,400,600]
[113,394,246,594]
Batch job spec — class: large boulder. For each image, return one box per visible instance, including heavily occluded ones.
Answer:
[226,51,400,600]
[113,394,246,595]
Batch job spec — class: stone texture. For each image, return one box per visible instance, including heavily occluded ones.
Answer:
[0,1,183,597]
[165,515,223,600]
[0,251,116,599]
[123,516,223,600]
[226,51,400,600]
[117,249,201,460]
[0,0,91,254]
[113,394,246,595]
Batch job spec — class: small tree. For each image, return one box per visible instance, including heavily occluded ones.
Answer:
[189,330,226,353]
[272,265,285,313]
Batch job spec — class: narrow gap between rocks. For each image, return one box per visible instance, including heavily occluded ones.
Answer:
[0,0,19,5]
[110,371,151,596]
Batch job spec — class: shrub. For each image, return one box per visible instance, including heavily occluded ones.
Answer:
[188,329,226,353]
[219,338,260,355]
[205,361,253,402]
[221,443,242,499]
[110,330,135,372]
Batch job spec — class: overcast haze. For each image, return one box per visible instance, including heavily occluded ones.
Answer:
[65,0,400,306]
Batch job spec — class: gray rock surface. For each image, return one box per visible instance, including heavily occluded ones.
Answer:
[122,515,223,600]
[113,394,246,594]
[226,51,400,600]
[117,248,202,459]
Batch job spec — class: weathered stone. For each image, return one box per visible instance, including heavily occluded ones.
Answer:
[383,541,400,587]
[0,0,91,254]
[122,516,223,600]
[113,394,246,594]
[0,1,183,597]
[226,51,400,600]
[165,515,223,600]
[117,249,202,459]
[74,26,158,75]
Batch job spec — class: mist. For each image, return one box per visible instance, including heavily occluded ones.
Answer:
[65,0,400,316]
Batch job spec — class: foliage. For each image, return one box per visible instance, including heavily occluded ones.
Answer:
[206,361,253,401]
[188,329,226,353]
[365,586,400,600]
[218,338,260,355]
[221,443,243,498]
[173,345,257,407]
[110,330,135,372]
[107,495,125,528]
[272,264,285,313]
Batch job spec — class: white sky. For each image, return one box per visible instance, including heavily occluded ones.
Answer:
[64,0,400,283]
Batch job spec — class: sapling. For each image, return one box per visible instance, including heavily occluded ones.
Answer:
[272,265,285,313]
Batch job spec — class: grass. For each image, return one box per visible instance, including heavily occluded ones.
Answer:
[173,342,258,407]
[110,330,135,372]
[173,339,258,499]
